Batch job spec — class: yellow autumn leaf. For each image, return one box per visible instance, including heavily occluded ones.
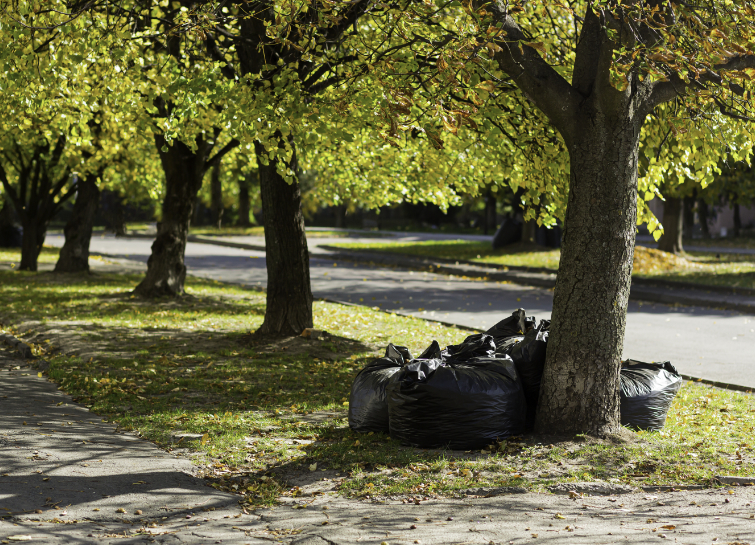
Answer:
[525,41,547,56]
[476,81,495,92]
[201,433,210,445]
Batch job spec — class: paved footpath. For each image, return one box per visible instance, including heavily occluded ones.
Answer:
[46,235,755,390]
[3,347,755,544]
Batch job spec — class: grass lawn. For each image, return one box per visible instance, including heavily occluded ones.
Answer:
[0,248,754,507]
[683,234,755,250]
[331,240,755,290]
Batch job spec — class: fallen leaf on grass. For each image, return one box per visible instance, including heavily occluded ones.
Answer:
[309,463,317,472]
[201,433,210,446]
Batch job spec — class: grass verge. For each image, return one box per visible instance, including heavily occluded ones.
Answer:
[331,241,755,290]
[0,250,753,508]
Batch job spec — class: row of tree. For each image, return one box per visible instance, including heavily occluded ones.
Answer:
[2,0,755,435]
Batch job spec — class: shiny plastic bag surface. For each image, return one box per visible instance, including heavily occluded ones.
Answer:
[620,360,682,431]
[387,338,527,449]
[348,344,411,433]
[508,320,550,430]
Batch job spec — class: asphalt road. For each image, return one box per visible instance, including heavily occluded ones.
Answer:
[45,235,755,390]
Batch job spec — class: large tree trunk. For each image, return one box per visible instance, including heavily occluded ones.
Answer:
[254,139,313,335]
[134,136,206,297]
[658,196,684,254]
[535,118,639,436]
[237,171,253,227]
[210,160,224,229]
[733,202,741,238]
[238,10,314,336]
[19,219,46,271]
[54,174,101,273]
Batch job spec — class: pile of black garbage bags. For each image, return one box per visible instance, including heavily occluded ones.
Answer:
[349,309,683,449]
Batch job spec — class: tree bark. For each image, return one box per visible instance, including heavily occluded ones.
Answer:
[484,189,497,235]
[658,197,684,254]
[254,139,313,335]
[334,205,346,228]
[698,199,710,238]
[134,136,208,297]
[535,116,640,436]
[237,172,253,227]
[19,219,46,271]
[54,174,101,273]
[683,193,696,239]
[733,202,741,238]
[210,159,224,229]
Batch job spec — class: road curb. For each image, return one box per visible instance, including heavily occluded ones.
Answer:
[0,332,33,359]
[0,330,51,373]
[188,235,266,252]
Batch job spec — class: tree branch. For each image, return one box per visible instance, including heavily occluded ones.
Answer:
[474,2,581,142]
[204,139,240,173]
[647,54,755,109]
[0,164,24,221]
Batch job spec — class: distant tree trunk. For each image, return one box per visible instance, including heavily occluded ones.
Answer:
[253,138,313,336]
[683,194,696,239]
[237,172,253,227]
[210,159,224,229]
[698,199,710,238]
[334,205,346,228]
[54,174,101,273]
[19,220,46,271]
[111,193,127,236]
[134,136,208,297]
[521,220,537,244]
[658,197,684,254]
[484,189,497,235]
[192,195,202,227]
[733,203,741,238]
[0,139,74,271]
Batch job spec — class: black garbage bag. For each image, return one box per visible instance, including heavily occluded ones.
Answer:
[509,320,550,430]
[620,360,682,431]
[495,336,524,356]
[349,344,412,433]
[484,308,530,345]
[444,333,496,363]
[387,349,527,449]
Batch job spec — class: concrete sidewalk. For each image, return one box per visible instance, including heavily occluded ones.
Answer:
[3,347,755,544]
